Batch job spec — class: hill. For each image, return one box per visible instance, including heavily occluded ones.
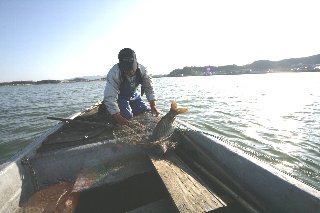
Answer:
[168,54,320,77]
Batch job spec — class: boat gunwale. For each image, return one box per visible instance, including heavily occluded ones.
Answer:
[0,112,82,172]
[177,119,320,196]
[176,120,320,212]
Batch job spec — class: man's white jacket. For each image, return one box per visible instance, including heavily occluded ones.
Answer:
[103,64,157,115]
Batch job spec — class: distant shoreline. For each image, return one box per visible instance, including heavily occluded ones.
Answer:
[1,70,319,87]
[0,78,104,87]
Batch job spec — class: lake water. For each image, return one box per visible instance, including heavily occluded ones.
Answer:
[0,73,319,191]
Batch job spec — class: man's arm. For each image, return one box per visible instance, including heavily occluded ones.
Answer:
[103,65,121,115]
[139,65,157,101]
[139,65,160,116]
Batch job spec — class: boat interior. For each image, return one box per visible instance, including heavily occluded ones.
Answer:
[5,104,247,212]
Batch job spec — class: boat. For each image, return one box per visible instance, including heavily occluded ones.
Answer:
[0,101,319,213]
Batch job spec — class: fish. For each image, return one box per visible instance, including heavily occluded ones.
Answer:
[112,100,188,155]
[150,100,188,142]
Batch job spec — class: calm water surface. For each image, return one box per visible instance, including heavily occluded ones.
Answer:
[0,73,319,190]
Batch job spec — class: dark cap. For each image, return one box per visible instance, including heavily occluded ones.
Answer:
[118,48,137,72]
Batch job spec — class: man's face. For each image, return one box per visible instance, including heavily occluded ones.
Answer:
[124,58,138,77]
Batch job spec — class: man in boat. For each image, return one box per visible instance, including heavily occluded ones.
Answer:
[103,48,160,125]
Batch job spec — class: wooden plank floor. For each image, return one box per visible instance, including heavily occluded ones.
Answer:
[150,152,226,212]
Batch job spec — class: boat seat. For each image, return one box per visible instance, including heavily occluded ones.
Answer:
[29,143,153,189]
[149,152,226,212]
[70,152,153,193]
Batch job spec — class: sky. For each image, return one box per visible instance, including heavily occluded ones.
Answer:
[1,0,319,82]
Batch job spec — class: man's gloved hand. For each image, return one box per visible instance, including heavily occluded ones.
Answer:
[150,100,160,117]
[113,112,129,125]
